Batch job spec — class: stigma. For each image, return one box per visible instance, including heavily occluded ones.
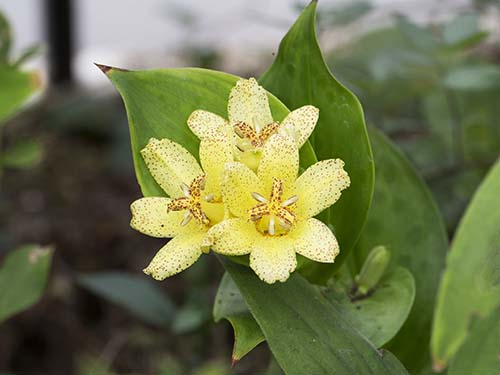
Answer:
[248,177,298,236]
[233,121,281,151]
[167,174,210,226]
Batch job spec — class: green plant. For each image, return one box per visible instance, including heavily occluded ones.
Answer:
[97,2,500,374]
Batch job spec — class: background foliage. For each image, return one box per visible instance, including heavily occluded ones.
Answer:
[1,1,500,374]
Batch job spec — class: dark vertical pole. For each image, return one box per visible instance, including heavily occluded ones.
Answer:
[45,0,73,86]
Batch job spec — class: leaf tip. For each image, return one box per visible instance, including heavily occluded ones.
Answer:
[432,358,447,373]
[231,357,239,368]
[94,63,127,75]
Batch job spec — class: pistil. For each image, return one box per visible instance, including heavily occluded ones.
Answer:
[248,177,298,235]
[168,174,210,226]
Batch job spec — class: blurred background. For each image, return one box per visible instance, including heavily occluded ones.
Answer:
[1,0,500,374]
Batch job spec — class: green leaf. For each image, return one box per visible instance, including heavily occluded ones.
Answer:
[171,289,211,334]
[13,44,42,68]
[448,307,500,375]
[103,66,316,197]
[222,258,409,375]
[0,66,39,124]
[442,13,487,48]
[353,128,448,373]
[321,1,373,27]
[1,139,43,169]
[0,11,11,63]
[443,64,500,91]
[213,273,265,361]
[0,245,53,323]
[325,266,415,348]
[395,15,439,52]
[77,271,175,327]
[259,1,374,282]
[431,157,500,368]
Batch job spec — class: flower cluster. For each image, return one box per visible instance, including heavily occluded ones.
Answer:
[130,78,350,284]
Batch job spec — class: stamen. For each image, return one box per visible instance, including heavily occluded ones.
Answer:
[268,216,276,236]
[248,177,297,235]
[199,175,206,190]
[278,217,291,230]
[171,174,211,226]
[253,116,261,133]
[180,182,190,197]
[234,124,245,138]
[281,195,298,207]
[251,192,268,203]
[236,144,246,153]
[181,211,192,226]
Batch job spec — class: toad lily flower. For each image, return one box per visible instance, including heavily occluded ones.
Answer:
[207,134,350,284]
[130,136,232,280]
[187,77,319,171]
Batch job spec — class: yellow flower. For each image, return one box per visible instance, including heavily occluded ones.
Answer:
[187,78,319,171]
[207,134,350,284]
[130,136,232,280]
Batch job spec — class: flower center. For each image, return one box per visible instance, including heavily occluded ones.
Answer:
[248,177,298,236]
[233,121,281,151]
[168,174,210,226]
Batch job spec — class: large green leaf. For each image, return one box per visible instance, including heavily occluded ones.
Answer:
[102,66,316,197]
[0,245,53,323]
[78,271,175,327]
[0,66,39,124]
[431,157,500,368]
[213,273,265,362]
[222,258,408,375]
[353,128,448,373]
[448,306,500,375]
[259,1,374,282]
[214,264,415,361]
[324,266,415,348]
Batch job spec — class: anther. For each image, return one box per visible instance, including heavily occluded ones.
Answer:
[234,124,245,138]
[180,182,190,197]
[278,217,291,230]
[253,116,261,133]
[251,192,268,203]
[181,211,192,226]
[268,216,276,236]
[199,175,206,190]
[281,195,298,207]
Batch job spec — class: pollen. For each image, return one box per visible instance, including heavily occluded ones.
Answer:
[248,177,298,236]
[168,174,210,226]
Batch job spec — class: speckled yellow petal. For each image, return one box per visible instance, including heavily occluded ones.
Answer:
[187,110,232,140]
[143,231,205,280]
[291,218,339,263]
[228,78,273,131]
[222,162,263,218]
[295,159,350,219]
[207,218,256,256]
[141,138,203,198]
[130,197,195,238]
[199,136,234,197]
[257,134,299,194]
[249,235,297,284]
[280,105,319,148]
